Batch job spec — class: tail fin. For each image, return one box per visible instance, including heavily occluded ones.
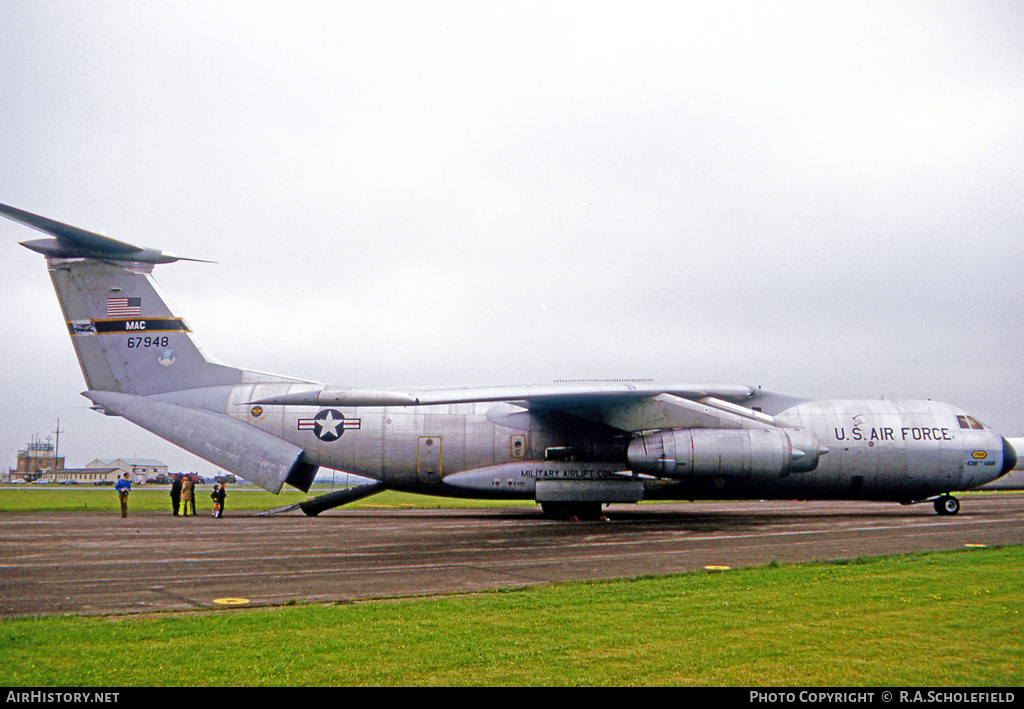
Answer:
[6,203,319,493]
[49,258,242,395]
[3,203,240,395]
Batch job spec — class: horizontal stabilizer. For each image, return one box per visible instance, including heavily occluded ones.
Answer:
[1,203,210,264]
[84,390,318,493]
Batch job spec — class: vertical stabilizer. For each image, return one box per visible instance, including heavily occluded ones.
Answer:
[49,257,242,395]
[7,203,320,493]
[3,203,241,395]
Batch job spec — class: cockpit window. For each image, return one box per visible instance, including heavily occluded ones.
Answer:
[957,415,986,430]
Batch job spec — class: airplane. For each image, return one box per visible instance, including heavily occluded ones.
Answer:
[4,201,1021,519]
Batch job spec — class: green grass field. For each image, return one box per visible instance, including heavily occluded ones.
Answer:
[1,546,1021,686]
[0,485,534,513]
[0,485,1009,514]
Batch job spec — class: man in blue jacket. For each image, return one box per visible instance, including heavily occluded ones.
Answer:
[115,473,131,518]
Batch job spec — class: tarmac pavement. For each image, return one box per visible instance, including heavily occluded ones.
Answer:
[1,495,1021,618]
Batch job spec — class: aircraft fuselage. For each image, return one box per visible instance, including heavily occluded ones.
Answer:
[225,387,1011,505]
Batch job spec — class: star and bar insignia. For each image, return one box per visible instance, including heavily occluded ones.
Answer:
[298,409,361,442]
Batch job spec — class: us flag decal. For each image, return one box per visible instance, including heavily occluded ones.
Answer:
[107,297,142,317]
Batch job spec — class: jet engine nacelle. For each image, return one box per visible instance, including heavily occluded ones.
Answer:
[626,427,824,479]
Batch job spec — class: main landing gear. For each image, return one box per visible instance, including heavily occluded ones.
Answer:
[541,502,605,521]
[933,495,960,516]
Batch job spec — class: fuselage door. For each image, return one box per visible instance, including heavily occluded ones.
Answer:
[418,436,442,483]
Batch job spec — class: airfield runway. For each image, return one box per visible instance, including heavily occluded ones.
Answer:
[1,495,1022,618]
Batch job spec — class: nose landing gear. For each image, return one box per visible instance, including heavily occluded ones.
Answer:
[933,495,960,516]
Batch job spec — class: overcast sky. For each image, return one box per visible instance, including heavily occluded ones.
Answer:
[1,1,1022,477]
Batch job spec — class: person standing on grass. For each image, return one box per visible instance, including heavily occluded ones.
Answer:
[115,473,131,518]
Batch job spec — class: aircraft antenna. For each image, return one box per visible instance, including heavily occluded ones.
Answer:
[53,419,62,470]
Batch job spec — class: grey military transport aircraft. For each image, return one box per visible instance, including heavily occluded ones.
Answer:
[4,202,1020,519]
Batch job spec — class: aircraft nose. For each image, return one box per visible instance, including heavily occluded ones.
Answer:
[1002,437,1019,475]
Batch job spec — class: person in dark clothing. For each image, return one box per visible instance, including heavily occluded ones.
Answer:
[210,484,220,517]
[170,474,182,516]
[214,483,227,518]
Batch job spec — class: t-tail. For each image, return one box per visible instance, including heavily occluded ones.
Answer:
[3,203,319,493]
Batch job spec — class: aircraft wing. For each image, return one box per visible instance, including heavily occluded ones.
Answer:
[251,381,798,433]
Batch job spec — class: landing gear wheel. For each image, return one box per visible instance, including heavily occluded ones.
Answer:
[934,495,960,516]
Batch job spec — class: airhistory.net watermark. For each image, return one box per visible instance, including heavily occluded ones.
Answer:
[5,692,119,704]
